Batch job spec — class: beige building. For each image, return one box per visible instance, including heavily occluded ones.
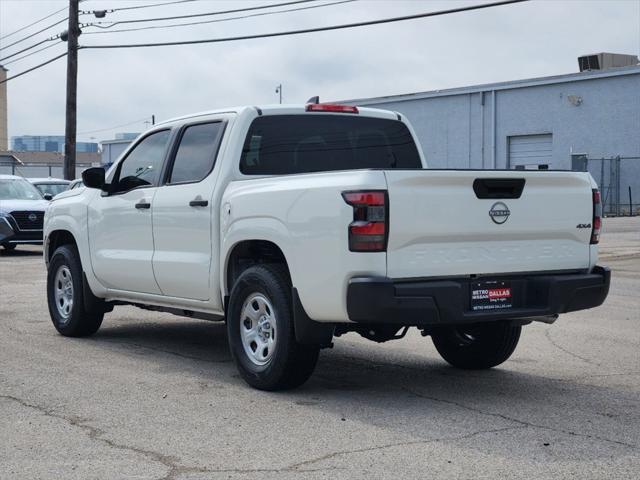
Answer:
[0,65,7,151]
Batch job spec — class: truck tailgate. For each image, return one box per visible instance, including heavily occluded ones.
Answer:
[384,170,594,279]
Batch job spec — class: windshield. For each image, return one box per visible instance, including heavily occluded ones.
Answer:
[240,114,422,175]
[35,183,69,197]
[0,179,44,200]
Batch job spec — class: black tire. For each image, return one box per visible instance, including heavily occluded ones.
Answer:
[47,244,104,337]
[431,321,521,370]
[2,243,16,251]
[226,264,319,391]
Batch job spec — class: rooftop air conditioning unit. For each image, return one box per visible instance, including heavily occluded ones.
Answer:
[578,53,639,72]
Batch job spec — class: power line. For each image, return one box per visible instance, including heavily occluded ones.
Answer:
[2,42,61,66]
[0,1,88,55]
[80,0,529,50]
[0,0,321,63]
[83,0,198,14]
[0,0,529,86]
[0,36,59,64]
[0,52,67,85]
[0,5,67,41]
[83,0,356,36]
[0,17,67,52]
[78,118,150,135]
[83,0,317,29]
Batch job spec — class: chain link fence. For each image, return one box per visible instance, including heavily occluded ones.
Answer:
[574,155,639,216]
[587,156,639,216]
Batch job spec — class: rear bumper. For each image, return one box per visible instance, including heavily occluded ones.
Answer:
[347,266,610,325]
[0,216,43,245]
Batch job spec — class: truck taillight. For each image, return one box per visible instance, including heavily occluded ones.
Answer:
[591,188,602,244]
[306,104,359,114]
[342,191,388,252]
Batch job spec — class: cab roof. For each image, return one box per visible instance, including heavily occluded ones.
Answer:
[156,103,401,128]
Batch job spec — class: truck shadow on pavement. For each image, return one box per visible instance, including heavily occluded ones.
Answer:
[93,318,232,367]
[87,315,640,465]
[0,248,42,257]
[89,317,639,459]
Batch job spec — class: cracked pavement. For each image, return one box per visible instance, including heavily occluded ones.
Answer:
[1,217,639,479]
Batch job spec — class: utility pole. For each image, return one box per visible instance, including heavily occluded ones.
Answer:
[63,0,79,180]
[275,84,282,104]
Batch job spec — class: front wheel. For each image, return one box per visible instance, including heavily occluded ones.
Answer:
[226,265,319,391]
[47,245,104,337]
[1,243,16,251]
[431,321,521,369]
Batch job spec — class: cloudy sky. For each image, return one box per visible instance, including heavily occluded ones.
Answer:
[1,0,639,143]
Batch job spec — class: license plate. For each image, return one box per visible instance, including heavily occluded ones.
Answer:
[470,280,513,311]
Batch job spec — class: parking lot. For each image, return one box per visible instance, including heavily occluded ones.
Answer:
[0,217,638,479]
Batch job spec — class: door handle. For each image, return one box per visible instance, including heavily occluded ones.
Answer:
[135,201,151,209]
[189,199,208,207]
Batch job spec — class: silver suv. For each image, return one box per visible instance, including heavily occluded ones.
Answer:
[0,174,48,251]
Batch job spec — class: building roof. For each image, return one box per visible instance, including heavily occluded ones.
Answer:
[341,64,640,106]
[100,138,135,145]
[0,151,99,165]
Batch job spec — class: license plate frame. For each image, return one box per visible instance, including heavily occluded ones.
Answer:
[470,280,513,312]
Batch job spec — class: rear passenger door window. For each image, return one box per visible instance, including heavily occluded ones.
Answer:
[168,122,225,184]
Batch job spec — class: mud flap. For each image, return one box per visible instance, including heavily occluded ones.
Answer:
[292,288,334,347]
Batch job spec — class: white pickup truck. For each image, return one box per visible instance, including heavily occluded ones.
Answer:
[43,103,610,390]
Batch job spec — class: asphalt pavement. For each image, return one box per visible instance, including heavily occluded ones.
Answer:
[1,217,638,479]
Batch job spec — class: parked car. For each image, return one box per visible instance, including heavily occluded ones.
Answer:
[43,103,610,390]
[68,178,85,190]
[28,178,70,199]
[0,174,49,250]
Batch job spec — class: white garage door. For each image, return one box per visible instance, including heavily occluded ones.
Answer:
[509,134,552,168]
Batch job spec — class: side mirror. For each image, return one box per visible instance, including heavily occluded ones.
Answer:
[43,193,53,201]
[82,167,106,190]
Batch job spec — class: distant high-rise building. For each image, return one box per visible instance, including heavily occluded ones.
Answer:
[0,65,7,151]
[11,135,98,153]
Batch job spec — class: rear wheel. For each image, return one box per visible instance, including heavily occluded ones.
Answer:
[47,245,104,337]
[431,321,521,369]
[227,264,319,391]
[1,243,16,251]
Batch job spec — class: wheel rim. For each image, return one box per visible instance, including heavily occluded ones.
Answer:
[239,293,277,366]
[54,265,74,323]
[452,327,478,346]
